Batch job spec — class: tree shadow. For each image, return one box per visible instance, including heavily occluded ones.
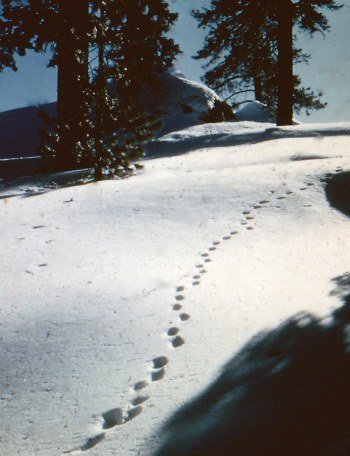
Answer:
[146,126,350,159]
[155,283,350,455]
[325,171,350,218]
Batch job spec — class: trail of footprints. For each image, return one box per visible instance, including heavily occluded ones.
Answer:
[69,176,326,453]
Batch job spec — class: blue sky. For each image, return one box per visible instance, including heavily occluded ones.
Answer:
[0,0,349,122]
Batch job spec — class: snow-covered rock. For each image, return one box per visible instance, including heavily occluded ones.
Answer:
[235,100,274,123]
[235,100,300,125]
[139,69,221,135]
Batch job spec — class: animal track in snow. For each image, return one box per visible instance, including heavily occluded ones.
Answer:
[171,335,185,348]
[152,356,168,369]
[124,406,143,423]
[173,303,182,311]
[134,380,148,391]
[80,433,106,452]
[151,368,165,382]
[167,327,179,336]
[131,396,149,406]
[102,408,124,429]
[69,177,321,453]
[180,313,190,321]
[175,295,185,301]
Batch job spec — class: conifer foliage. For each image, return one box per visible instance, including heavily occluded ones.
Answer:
[0,0,179,179]
[86,0,178,179]
[193,0,342,125]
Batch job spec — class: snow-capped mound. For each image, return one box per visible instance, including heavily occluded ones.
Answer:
[235,100,300,125]
[235,101,274,123]
[139,70,221,135]
[0,103,56,160]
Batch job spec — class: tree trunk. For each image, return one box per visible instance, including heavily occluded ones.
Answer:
[254,75,263,102]
[94,0,105,181]
[276,0,294,126]
[56,0,89,170]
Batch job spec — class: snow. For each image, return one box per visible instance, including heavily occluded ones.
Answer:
[1,121,350,455]
[139,69,220,136]
[235,100,274,123]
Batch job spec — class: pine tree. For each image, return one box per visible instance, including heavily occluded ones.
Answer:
[83,0,165,180]
[0,0,90,168]
[83,0,180,180]
[193,0,341,124]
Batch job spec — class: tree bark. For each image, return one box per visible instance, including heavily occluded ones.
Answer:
[94,0,105,181]
[56,0,89,170]
[254,75,263,102]
[276,0,294,126]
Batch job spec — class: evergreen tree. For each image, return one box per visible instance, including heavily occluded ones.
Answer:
[0,0,90,168]
[193,0,341,124]
[85,0,180,180]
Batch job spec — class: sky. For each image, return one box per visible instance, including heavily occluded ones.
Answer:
[0,0,349,123]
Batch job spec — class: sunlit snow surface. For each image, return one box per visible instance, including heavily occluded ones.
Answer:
[1,121,350,455]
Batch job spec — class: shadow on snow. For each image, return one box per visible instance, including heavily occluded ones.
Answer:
[155,275,350,456]
[146,126,350,159]
[325,171,350,218]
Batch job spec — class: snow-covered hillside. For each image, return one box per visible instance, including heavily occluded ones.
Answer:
[1,121,350,455]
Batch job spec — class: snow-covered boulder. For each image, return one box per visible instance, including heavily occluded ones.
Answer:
[235,100,300,125]
[235,100,274,123]
[139,69,221,135]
